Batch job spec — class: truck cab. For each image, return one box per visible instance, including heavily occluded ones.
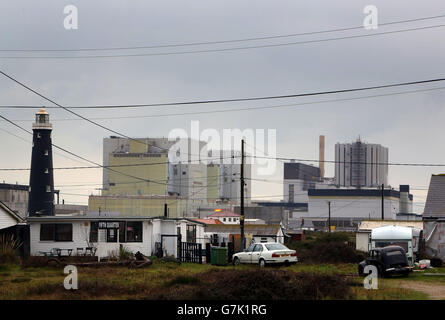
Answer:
[359,246,412,277]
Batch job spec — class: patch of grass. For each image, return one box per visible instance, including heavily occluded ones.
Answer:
[10,277,32,283]
[168,275,201,286]
[0,258,442,300]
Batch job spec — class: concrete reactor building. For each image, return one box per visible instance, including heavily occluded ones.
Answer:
[335,138,388,188]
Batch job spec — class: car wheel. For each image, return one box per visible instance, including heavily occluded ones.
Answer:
[233,257,240,266]
[259,259,266,268]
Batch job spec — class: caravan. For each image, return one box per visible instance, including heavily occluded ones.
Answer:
[370,225,422,265]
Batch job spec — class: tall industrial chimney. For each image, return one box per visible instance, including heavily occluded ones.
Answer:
[319,135,325,179]
[28,108,54,217]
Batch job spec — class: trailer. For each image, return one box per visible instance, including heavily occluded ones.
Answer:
[370,225,422,266]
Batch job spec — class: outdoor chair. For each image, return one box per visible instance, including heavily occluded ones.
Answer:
[49,248,61,257]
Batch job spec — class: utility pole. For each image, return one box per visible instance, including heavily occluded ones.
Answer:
[381,183,384,220]
[240,139,245,250]
[328,201,331,233]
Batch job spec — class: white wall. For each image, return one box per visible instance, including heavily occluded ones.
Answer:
[356,232,370,252]
[308,197,399,220]
[0,206,18,230]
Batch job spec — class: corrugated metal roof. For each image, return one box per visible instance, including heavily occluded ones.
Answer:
[0,183,28,191]
[358,220,423,231]
[424,175,445,217]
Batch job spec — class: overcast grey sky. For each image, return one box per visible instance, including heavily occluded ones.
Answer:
[1,0,445,212]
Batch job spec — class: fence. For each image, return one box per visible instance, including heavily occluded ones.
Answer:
[179,242,202,264]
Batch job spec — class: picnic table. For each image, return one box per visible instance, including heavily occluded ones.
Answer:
[39,248,73,257]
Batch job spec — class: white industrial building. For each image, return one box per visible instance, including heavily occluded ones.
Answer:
[217,150,251,204]
[307,187,413,221]
[335,138,388,188]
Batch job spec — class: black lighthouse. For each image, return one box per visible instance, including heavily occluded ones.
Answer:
[28,108,54,217]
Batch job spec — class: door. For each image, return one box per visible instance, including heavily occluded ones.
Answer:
[240,243,255,263]
[251,244,263,264]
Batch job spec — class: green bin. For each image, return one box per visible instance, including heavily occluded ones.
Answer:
[210,247,228,266]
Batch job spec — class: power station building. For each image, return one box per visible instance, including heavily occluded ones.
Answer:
[335,138,388,188]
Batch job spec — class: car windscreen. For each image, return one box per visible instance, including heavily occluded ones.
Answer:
[384,250,407,265]
[265,243,288,251]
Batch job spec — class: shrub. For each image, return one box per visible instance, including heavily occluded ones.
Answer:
[0,234,22,264]
[297,241,365,264]
[152,269,352,300]
[287,232,364,264]
[118,245,133,261]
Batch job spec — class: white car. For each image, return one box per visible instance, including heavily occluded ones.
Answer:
[232,242,298,267]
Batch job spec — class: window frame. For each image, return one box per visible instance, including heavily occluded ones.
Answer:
[39,223,73,242]
[125,221,143,243]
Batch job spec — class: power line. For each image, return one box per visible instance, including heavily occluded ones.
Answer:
[251,155,445,167]
[2,13,444,53]
[0,69,209,159]
[0,113,211,188]
[0,157,237,171]
[3,79,445,111]
[6,85,445,122]
[1,23,445,59]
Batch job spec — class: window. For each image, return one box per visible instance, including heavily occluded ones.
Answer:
[186,225,196,243]
[90,222,98,242]
[126,222,142,242]
[40,224,55,241]
[289,184,294,203]
[223,218,226,222]
[55,224,73,241]
[228,218,232,222]
[246,244,255,252]
[93,221,142,243]
[40,223,72,242]
[265,243,287,251]
[107,228,117,243]
[253,244,263,252]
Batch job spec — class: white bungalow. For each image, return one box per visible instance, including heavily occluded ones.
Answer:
[27,212,205,260]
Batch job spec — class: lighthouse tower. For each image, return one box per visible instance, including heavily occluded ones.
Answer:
[28,108,54,217]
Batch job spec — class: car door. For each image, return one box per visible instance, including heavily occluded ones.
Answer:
[251,244,263,264]
[240,244,255,263]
